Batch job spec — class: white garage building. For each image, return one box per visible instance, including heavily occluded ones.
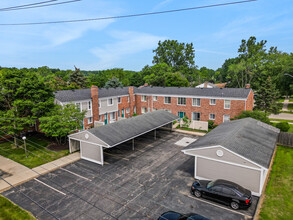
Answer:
[182,118,280,196]
[68,110,178,165]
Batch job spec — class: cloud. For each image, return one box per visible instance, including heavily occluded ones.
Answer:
[90,31,166,69]
[151,0,173,11]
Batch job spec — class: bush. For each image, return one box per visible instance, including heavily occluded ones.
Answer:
[181,115,191,128]
[276,122,290,132]
[233,111,271,124]
[208,120,215,129]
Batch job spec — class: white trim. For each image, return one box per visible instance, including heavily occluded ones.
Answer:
[141,95,147,102]
[209,113,215,120]
[80,142,104,165]
[164,96,171,104]
[210,99,216,105]
[224,99,231,109]
[107,98,113,106]
[182,145,266,170]
[135,93,247,101]
[99,95,128,100]
[223,114,230,123]
[177,97,186,106]
[69,137,108,147]
[192,98,201,107]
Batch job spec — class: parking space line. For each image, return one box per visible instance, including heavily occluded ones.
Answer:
[104,152,129,160]
[34,178,66,196]
[186,194,253,218]
[60,168,92,181]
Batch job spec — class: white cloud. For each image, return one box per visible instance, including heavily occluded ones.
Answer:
[90,31,166,69]
[151,0,173,11]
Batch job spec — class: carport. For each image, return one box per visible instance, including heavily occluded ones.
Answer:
[68,110,178,165]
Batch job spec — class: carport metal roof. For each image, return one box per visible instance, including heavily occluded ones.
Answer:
[74,110,178,148]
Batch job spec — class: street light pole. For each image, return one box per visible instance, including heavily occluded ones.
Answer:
[22,136,27,158]
[284,73,293,78]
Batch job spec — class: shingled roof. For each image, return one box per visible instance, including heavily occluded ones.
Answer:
[54,87,129,102]
[134,87,251,99]
[87,110,178,147]
[183,118,280,168]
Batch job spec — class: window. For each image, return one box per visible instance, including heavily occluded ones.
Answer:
[118,97,121,103]
[108,98,113,106]
[75,103,81,111]
[164,97,171,104]
[211,186,222,193]
[88,117,93,123]
[192,112,200,121]
[210,99,216,105]
[177,97,186,105]
[88,101,91,110]
[127,96,129,103]
[99,115,101,121]
[126,108,130,113]
[222,187,236,196]
[141,95,147,102]
[141,107,147,114]
[99,100,101,108]
[153,96,158,101]
[224,100,231,109]
[110,112,115,120]
[133,107,136,113]
[223,115,230,122]
[192,98,201,107]
[118,110,120,117]
[209,113,215,120]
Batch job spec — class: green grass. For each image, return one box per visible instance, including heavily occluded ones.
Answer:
[289,99,293,102]
[0,136,69,168]
[277,98,285,103]
[288,104,293,110]
[259,146,293,220]
[0,195,35,220]
[269,119,293,123]
[176,125,210,133]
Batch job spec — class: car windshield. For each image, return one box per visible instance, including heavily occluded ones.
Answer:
[207,181,215,189]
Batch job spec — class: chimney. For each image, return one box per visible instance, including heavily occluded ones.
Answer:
[128,86,135,116]
[245,84,250,89]
[144,83,148,87]
[91,85,99,125]
[204,81,208,88]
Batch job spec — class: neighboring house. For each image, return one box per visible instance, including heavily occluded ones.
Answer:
[54,84,254,129]
[182,118,280,196]
[195,81,217,88]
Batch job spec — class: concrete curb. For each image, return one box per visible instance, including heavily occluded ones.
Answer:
[174,129,206,136]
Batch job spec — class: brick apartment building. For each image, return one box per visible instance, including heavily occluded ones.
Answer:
[54,85,253,129]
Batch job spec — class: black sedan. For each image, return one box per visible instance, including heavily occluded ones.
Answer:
[158,211,209,220]
[191,179,252,210]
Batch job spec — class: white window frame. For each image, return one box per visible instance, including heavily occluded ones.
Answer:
[126,108,130,113]
[141,95,147,102]
[88,117,93,123]
[164,97,171,104]
[118,97,121,103]
[209,113,215,120]
[99,100,101,108]
[177,97,186,106]
[75,102,81,112]
[108,98,113,106]
[153,96,158,101]
[210,99,216,105]
[224,100,231,109]
[223,115,230,122]
[110,112,115,121]
[192,112,201,121]
[88,101,91,110]
[192,98,201,107]
[141,107,147,114]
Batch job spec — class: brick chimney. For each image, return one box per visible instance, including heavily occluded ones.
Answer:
[204,81,208,88]
[245,84,250,89]
[128,86,135,116]
[91,85,99,124]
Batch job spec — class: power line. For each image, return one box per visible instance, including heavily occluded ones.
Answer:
[0,0,257,26]
[0,0,57,10]
[0,0,81,12]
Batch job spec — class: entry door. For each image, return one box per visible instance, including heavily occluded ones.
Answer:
[122,109,125,118]
[105,113,108,125]
[178,111,185,119]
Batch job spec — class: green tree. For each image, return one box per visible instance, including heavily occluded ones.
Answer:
[165,72,189,87]
[104,77,124,88]
[0,68,54,145]
[254,77,282,114]
[233,110,271,124]
[153,40,195,72]
[39,104,86,145]
[69,66,87,88]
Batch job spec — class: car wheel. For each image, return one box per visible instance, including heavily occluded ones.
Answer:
[230,201,239,210]
[194,190,201,198]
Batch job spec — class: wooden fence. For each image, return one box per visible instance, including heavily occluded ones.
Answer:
[277,132,293,147]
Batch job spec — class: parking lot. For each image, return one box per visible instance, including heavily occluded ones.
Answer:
[2,130,258,220]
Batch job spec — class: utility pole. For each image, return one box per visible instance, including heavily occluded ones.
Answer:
[22,136,27,158]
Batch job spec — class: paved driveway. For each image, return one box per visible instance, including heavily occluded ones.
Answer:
[2,131,258,220]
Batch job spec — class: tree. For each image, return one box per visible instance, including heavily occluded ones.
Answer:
[0,68,54,146]
[143,63,172,86]
[233,110,271,124]
[69,66,87,88]
[165,72,189,87]
[254,77,282,114]
[152,40,195,72]
[39,104,86,145]
[104,77,124,88]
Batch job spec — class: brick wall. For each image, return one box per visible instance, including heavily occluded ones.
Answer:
[246,90,254,111]
[91,85,99,122]
[118,95,131,118]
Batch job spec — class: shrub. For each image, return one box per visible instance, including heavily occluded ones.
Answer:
[182,115,191,128]
[276,122,290,132]
[208,120,215,129]
[233,111,271,124]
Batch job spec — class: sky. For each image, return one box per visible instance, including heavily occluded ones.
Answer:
[0,0,292,71]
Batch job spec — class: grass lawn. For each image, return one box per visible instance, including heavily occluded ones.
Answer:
[176,125,212,133]
[0,195,35,220]
[277,98,285,103]
[288,103,293,110]
[259,146,293,220]
[0,136,69,168]
[269,119,293,123]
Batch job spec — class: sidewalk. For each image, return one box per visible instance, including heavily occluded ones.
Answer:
[0,152,80,192]
[282,98,289,111]
[174,129,206,136]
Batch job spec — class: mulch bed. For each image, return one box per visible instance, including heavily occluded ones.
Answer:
[46,143,68,152]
